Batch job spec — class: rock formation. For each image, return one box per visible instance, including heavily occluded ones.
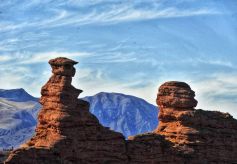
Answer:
[155,81,237,163]
[5,58,237,164]
[128,81,237,163]
[5,57,127,164]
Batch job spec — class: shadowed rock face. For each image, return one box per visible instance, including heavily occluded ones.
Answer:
[5,58,237,164]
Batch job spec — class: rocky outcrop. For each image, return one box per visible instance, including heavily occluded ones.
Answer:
[5,58,237,164]
[155,81,199,147]
[155,81,237,163]
[5,57,127,164]
[128,81,237,163]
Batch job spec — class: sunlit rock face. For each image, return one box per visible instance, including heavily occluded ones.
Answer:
[128,81,237,163]
[5,57,127,164]
[156,81,197,109]
[155,81,199,143]
[156,81,237,162]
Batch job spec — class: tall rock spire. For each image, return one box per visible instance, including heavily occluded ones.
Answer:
[27,57,82,148]
[5,57,128,163]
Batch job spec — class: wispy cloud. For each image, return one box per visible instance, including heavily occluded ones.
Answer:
[73,67,157,105]
[0,65,33,89]
[40,5,220,28]
[85,52,137,64]
[0,51,91,65]
[0,55,12,62]
[0,0,221,32]
[194,58,235,68]
[191,73,237,118]
[0,51,93,96]
[20,51,91,64]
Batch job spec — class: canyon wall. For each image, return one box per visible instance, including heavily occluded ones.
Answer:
[5,58,237,164]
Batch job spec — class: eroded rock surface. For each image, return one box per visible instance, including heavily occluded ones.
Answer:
[5,59,237,164]
[5,57,127,164]
[128,81,237,163]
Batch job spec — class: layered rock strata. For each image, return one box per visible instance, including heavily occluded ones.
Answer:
[5,57,127,164]
[155,81,237,163]
[128,81,237,163]
[5,58,237,164]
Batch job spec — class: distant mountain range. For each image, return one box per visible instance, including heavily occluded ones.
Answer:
[0,89,158,149]
[84,92,158,137]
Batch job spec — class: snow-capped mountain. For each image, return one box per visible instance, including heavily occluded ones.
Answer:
[83,92,158,138]
[0,90,158,149]
[0,89,40,149]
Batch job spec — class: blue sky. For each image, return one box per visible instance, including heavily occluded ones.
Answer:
[0,0,237,117]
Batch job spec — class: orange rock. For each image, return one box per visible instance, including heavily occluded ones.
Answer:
[128,81,237,163]
[5,58,127,164]
[5,60,237,164]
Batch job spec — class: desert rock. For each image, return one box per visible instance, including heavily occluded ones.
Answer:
[128,81,237,163]
[5,59,237,164]
[5,57,127,164]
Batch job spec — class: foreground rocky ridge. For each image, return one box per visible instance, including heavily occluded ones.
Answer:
[5,58,237,164]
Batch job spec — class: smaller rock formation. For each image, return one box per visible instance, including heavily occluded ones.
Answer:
[128,81,237,163]
[155,81,237,163]
[155,81,198,148]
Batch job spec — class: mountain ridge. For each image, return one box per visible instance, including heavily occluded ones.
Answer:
[0,89,158,148]
[83,92,158,137]
[0,88,38,102]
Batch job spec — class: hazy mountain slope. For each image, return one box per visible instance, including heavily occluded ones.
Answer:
[83,92,158,138]
[0,89,40,149]
[0,89,38,102]
[0,90,158,148]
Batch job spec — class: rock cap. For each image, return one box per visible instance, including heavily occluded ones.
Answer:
[49,57,78,66]
[49,57,78,77]
[157,81,197,109]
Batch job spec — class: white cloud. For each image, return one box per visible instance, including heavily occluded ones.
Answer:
[195,58,235,68]
[0,51,93,97]
[0,55,13,62]
[109,7,218,22]
[191,73,237,118]
[43,6,219,28]
[0,66,32,89]
[85,52,137,64]
[19,51,92,64]
[0,1,221,32]
[72,67,157,105]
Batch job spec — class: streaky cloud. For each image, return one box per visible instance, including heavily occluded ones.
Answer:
[0,0,222,32]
